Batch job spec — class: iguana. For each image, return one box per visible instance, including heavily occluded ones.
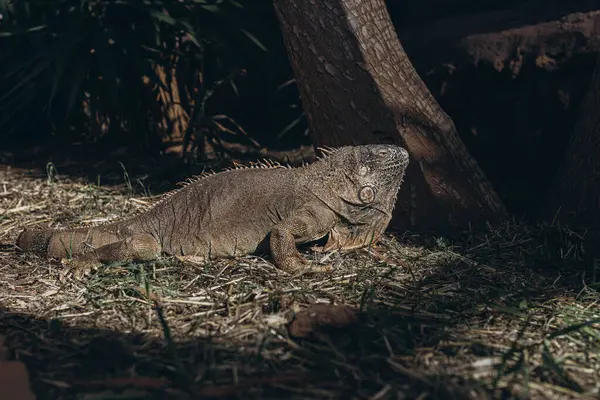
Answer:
[16,144,409,274]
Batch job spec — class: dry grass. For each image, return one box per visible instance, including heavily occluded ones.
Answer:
[0,163,599,400]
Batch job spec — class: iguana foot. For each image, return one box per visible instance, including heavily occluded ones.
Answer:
[308,244,326,253]
[300,262,334,274]
[279,255,333,276]
[59,256,102,281]
[309,244,345,254]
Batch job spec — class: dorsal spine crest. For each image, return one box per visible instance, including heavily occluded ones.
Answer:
[22,156,304,233]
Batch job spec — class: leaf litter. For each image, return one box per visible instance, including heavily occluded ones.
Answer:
[0,163,599,399]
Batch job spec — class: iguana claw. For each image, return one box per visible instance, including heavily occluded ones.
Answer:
[59,257,101,281]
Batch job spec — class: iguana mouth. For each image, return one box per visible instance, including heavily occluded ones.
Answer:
[381,162,408,173]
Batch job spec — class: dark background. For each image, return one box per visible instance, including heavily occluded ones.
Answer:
[1,0,598,217]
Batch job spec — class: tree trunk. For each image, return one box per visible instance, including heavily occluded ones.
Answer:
[272,0,506,231]
[540,53,600,229]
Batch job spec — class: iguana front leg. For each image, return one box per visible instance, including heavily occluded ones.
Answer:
[270,206,337,274]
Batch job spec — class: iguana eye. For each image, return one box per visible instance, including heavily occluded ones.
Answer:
[377,149,388,157]
[358,186,375,204]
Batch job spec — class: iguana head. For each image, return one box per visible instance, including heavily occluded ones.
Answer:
[309,144,409,251]
[316,144,409,212]
[353,144,409,198]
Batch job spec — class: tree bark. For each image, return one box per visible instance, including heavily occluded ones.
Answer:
[272,0,507,231]
[540,52,600,229]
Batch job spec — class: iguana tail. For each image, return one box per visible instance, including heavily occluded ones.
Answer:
[16,229,54,256]
[16,227,120,259]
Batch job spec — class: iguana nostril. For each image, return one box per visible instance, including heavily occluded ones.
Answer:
[398,147,409,159]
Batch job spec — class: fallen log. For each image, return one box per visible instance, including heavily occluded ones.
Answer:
[399,2,600,75]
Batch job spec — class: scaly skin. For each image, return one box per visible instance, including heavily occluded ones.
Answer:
[16,145,409,274]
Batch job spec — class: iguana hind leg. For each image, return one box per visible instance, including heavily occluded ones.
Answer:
[61,233,161,278]
[270,206,337,274]
[90,233,161,263]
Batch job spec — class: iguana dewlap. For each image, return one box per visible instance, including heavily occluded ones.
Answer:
[16,145,409,273]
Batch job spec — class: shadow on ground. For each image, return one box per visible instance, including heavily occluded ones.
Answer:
[1,226,598,400]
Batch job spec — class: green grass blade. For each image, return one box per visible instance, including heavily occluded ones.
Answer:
[546,318,600,339]
[0,24,48,37]
[240,28,267,52]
